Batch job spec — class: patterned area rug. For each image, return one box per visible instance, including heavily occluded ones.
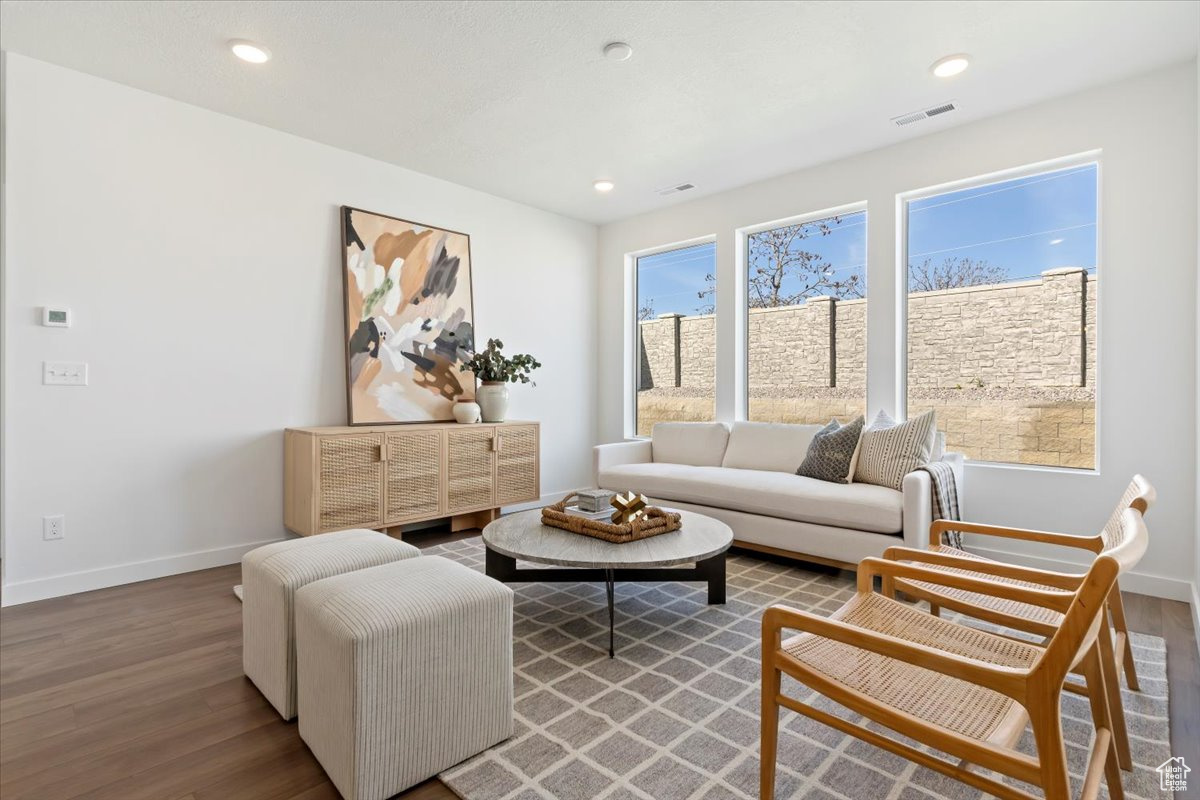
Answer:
[428,538,1173,800]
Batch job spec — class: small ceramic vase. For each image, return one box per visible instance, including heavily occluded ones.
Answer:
[452,399,482,424]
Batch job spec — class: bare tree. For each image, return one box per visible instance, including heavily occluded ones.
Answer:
[637,301,656,321]
[908,257,1006,292]
[697,216,863,313]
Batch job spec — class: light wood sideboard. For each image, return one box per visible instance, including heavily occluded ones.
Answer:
[284,421,540,537]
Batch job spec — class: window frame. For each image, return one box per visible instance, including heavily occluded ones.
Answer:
[737,200,870,422]
[895,151,1103,473]
[625,235,718,439]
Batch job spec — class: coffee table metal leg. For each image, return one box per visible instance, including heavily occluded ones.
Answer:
[605,568,615,658]
[699,552,727,605]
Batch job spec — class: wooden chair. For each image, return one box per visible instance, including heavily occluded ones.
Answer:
[880,475,1155,770]
[761,508,1148,800]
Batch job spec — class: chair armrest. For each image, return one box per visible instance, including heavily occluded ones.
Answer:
[857,558,1075,612]
[881,545,1085,590]
[593,439,653,485]
[930,520,1103,554]
[762,603,1028,696]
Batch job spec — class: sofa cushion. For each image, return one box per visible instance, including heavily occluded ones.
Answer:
[597,462,902,534]
[721,421,821,473]
[651,422,729,467]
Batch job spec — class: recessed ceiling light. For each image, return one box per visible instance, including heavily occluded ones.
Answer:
[229,39,271,64]
[593,179,615,193]
[1049,238,1064,245]
[603,42,633,62]
[930,53,970,78]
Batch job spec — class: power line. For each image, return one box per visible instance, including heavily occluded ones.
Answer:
[908,165,1095,214]
[909,223,1096,259]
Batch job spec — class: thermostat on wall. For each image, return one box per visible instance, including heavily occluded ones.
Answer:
[42,307,71,327]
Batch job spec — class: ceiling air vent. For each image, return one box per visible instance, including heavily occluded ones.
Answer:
[656,182,696,196]
[891,101,957,127]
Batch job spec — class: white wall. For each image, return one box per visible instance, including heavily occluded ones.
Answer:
[598,62,1199,600]
[1,55,598,605]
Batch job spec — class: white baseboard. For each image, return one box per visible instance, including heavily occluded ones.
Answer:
[0,537,286,607]
[502,490,572,515]
[1191,582,1200,660]
[967,544,1195,602]
[1,491,573,607]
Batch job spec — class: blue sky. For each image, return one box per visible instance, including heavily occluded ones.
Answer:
[637,163,1097,317]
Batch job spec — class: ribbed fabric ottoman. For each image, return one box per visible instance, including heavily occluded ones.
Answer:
[296,556,514,800]
[241,529,420,720]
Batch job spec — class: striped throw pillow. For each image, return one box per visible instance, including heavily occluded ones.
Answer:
[853,410,937,490]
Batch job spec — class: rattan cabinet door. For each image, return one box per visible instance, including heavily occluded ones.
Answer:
[384,430,442,524]
[495,424,539,505]
[318,434,384,532]
[445,427,495,513]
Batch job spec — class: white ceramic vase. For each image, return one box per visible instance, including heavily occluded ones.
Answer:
[476,382,510,423]
[452,400,481,424]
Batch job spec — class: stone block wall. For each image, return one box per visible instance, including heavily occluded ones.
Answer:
[638,269,1095,392]
[635,269,1097,467]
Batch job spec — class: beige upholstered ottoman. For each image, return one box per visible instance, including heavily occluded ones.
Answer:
[241,529,419,720]
[296,556,514,800]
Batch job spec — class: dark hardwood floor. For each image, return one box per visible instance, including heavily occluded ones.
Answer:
[1,532,1196,800]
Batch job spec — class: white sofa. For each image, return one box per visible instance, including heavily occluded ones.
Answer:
[594,421,964,568]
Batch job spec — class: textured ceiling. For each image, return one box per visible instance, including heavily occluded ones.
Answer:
[1,0,1196,224]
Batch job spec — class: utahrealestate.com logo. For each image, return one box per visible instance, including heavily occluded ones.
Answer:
[1157,757,1190,791]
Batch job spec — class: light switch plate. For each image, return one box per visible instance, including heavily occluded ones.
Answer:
[43,361,88,386]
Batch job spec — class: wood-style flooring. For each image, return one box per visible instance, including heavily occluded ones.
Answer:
[1,529,1197,800]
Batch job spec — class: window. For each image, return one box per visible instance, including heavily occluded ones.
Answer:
[745,209,868,423]
[904,162,1098,469]
[635,242,717,435]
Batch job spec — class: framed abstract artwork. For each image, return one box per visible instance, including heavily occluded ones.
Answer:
[341,206,476,424]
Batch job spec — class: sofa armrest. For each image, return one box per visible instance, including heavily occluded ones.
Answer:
[900,451,966,550]
[593,439,653,485]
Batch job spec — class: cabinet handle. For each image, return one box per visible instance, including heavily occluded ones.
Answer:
[378,444,387,462]
[491,434,502,453]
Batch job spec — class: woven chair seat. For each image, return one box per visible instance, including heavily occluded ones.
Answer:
[782,593,1040,744]
[893,545,1066,629]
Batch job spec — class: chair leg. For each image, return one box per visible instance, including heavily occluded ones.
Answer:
[760,654,782,800]
[1096,621,1132,770]
[1107,588,1140,691]
[1080,645,1126,800]
[1030,703,1071,800]
[928,603,941,617]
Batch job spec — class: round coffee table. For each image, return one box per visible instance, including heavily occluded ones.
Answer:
[482,508,733,657]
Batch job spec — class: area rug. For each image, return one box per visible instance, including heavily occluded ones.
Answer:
[428,538,1173,800]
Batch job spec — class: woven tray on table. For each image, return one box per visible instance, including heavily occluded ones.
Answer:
[541,492,682,543]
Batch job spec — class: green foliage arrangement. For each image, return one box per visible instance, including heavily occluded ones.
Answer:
[460,338,542,385]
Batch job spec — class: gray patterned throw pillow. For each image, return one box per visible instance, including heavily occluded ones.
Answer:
[795,416,865,484]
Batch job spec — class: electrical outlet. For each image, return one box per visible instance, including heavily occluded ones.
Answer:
[43,515,64,541]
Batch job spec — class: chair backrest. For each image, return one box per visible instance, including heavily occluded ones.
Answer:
[1100,474,1156,552]
[1039,508,1148,684]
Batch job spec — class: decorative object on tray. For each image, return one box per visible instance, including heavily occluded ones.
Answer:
[340,206,476,425]
[609,490,648,524]
[459,338,541,423]
[452,398,481,423]
[575,488,616,513]
[541,492,681,543]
